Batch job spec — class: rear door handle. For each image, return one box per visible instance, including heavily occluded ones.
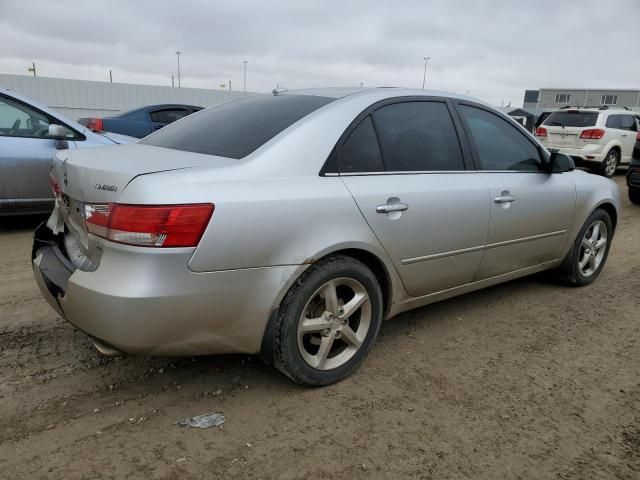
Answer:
[376,202,409,213]
[494,194,515,204]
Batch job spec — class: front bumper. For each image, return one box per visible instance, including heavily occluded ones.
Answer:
[32,223,305,356]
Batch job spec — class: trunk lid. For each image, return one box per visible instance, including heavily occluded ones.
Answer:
[52,143,234,203]
[546,126,584,148]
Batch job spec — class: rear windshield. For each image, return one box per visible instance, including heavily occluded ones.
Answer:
[543,111,598,128]
[140,94,334,159]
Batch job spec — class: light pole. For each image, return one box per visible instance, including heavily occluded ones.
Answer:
[243,60,248,93]
[422,57,430,90]
[176,51,182,88]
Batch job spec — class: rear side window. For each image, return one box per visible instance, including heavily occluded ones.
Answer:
[373,102,465,171]
[338,116,384,173]
[544,111,598,127]
[141,94,334,159]
[460,105,542,172]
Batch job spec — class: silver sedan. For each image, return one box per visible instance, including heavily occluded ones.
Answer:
[33,88,620,386]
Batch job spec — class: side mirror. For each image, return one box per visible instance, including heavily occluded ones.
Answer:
[48,124,69,150]
[48,124,67,139]
[549,151,575,173]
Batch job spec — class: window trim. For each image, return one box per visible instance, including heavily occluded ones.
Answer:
[0,93,86,141]
[322,95,474,176]
[452,100,547,173]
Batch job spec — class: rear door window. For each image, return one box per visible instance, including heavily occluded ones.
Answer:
[459,104,542,172]
[544,111,599,128]
[372,101,465,171]
[141,94,334,159]
[338,116,384,173]
[618,114,637,131]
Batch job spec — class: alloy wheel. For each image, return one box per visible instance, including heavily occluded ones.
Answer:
[604,151,618,177]
[297,277,371,370]
[578,220,608,277]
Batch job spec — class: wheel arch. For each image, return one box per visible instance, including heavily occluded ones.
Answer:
[259,245,399,365]
[595,201,618,232]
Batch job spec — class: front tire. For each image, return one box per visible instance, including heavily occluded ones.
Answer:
[600,149,619,178]
[555,208,613,286]
[271,255,383,386]
[629,187,640,205]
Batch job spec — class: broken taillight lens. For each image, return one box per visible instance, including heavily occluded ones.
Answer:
[85,203,214,247]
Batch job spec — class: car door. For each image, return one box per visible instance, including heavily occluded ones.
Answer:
[337,99,490,298]
[0,94,78,211]
[148,108,191,134]
[455,102,576,280]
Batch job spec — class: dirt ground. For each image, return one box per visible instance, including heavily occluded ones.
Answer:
[0,175,638,480]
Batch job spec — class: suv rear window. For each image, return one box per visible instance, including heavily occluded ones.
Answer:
[543,111,598,128]
[141,94,334,159]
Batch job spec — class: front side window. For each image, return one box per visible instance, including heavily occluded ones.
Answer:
[459,105,542,172]
[338,116,383,173]
[372,102,465,171]
[0,95,77,139]
[555,93,571,104]
[601,94,618,105]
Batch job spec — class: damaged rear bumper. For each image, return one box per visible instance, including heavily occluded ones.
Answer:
[32,221,305,356]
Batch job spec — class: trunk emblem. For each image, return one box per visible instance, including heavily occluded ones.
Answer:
[95,184,118,192]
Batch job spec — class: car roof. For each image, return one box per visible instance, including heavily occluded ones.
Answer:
[278,86,489,106]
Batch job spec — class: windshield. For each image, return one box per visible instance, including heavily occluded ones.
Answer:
[140,94,335,159]
[543,111,599,128]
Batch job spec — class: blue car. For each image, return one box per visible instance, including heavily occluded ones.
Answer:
[0,87,135,216]
[79,104,203,138]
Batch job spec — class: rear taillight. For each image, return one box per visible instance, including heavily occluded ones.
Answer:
[636,132,640,141]
[580,128,605,140]
[85,203,214,247]
[85,118,104,132]
[535,126,547,137]
[50,172,62,199]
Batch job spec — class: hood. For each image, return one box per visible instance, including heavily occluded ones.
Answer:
[96,130,138,144]
[52,143,236,203]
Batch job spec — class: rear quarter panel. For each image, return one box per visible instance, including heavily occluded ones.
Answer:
[121,169,406,305]
[567,170,620,246]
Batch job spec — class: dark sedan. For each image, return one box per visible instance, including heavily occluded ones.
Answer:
[79,104,202,138]
[627,132,640,205]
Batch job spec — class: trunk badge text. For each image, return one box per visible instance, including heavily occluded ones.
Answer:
[95,184,118,192]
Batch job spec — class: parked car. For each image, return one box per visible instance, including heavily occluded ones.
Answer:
[33,88,620,386]
[627,132,640,205]
[535,106,640,178]
[79,104,203,138]
[0,88,135,216]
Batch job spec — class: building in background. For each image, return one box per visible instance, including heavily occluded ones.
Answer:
[0,73,253,120]
[523,88,640,110]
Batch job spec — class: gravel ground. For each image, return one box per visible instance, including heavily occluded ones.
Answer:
[0,175,638,480]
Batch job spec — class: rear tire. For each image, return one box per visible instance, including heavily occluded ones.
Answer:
[554,208,613,286]
[600,149,619,178]
[629,187,640,205]
[271,255,383,386]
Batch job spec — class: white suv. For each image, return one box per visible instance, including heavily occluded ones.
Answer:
[535,107,640,177]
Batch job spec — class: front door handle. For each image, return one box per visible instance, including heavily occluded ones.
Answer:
[376,202,409,213]
[494,193,515,204]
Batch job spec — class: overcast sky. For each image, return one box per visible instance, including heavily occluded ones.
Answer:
[1,0,638,106]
